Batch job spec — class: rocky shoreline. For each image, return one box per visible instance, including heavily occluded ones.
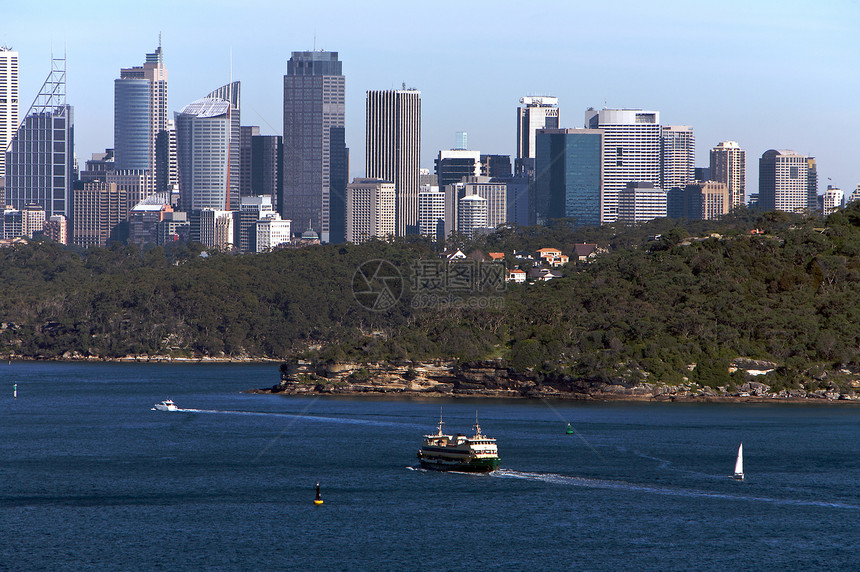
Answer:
[251,359,860,403]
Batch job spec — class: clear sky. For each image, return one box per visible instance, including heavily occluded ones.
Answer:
[4,0,859,196]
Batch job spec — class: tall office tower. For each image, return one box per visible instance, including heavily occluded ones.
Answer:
[345,178,395,244]
[455,131,468,150]
[821,185,843,216]
[251,135,282,206]
[806,157,818,211]
[114,43,167,193]
[239,125,259,197]
[585,108,661,224]
[457,194,488,239]
[617,182,667,225]
[128,199,172,246]
[237,195,274,253]
[418,185,445,241]
[5,56,73,217]
[366,89,421,236]
[207,82,241,210]
[72,182,130,247]
[516,96,559,176]
[435,149,481,190]
[710,141,746,209]
[328,126,348,243]
[282,51,345,242]
[503,175,530,227]
[154,119,178,198]
[0,47,18,181]
[43,214,68,244]
[758,149,815,213]
[661,125,694,192]
[694,166,710,181]
[480,154,512,178]
[533,128,604,228]
[667,181,729,220]
[175,97,235,212]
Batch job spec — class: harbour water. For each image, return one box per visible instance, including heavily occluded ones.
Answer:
[2,362,859,570]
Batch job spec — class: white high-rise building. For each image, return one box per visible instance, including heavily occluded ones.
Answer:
[0,47,18,181]
[847,184,860,205]
[457,194,488,239]
[418,185,445,241]
[346,178,395,244]
[661,125,694,192]
[517,96,559,166]
[758,149,815,213]
[366,89,421,236]
[255,213,291,252]
[821,185,843,216]
[710,141,746,209]
[586,108,661,224]
[175,97,235,211]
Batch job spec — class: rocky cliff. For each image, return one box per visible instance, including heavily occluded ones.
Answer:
[252,358,860,402]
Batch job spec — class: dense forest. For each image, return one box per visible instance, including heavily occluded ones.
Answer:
[3,203,860,392]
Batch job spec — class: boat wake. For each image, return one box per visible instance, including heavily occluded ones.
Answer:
[166,408,420,428]
[491,469,860,510]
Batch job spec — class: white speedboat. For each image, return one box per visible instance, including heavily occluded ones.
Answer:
[152,399,178,412]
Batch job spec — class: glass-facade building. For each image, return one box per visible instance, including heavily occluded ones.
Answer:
[282,51,345,242]
[6,106,74,217]
[175,98,233,212]
[534,128,603,228]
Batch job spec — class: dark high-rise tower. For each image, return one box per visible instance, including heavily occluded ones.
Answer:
[282,51,345,242]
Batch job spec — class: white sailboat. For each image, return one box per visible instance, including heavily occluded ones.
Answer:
[732,443,744,480]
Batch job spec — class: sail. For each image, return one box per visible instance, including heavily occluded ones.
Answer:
[734,443,744,477]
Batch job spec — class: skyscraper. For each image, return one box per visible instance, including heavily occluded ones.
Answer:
[282,51,345,242]
[5,56,73,217]
[758,149,815,213]
[585,108,661,224]
[114,43,168,191]
[346,178,395,243]
[661,125,695,192]
[366,89,421,236]
[516,96,559,176]
[457,194,488,239]
[175,97,235,212]
[0,47,18,181]
[533,128,604,228]
[710,141,746,209]
[418,185,444,241]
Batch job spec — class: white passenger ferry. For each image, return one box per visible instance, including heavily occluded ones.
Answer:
[417,413,501,472]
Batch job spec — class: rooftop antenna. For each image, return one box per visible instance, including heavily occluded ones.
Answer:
[159,31,162,50]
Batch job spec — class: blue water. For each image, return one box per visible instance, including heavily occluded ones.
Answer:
[2,362,859,570]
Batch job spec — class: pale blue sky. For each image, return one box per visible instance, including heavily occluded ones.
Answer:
[4,0,859,195]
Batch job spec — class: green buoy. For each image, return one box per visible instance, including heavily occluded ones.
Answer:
[565,423,573,434]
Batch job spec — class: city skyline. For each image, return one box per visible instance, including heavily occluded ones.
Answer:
[3,0,858,198]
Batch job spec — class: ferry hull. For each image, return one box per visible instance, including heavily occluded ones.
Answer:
[418,455,501,473]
